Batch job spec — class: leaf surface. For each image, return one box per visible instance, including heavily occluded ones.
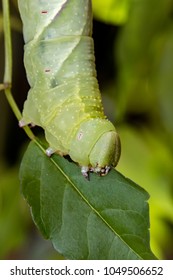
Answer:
[19,140,156,260]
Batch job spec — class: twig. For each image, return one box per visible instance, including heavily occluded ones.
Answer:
[2,0,35,140]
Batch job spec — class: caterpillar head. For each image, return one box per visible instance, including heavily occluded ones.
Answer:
[79,131,120,178]
[69,119,121,178]
[88,130,121,176]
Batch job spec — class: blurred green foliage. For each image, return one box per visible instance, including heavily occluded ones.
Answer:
[92,0,130,25]
[0,166,29,259]
[0,0,173,259]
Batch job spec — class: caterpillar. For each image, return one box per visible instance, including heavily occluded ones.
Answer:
[18,0,121,178]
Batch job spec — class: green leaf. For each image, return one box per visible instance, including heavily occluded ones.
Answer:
[19,140,156,260]
[92,0,130,25]
[117,126,173,258]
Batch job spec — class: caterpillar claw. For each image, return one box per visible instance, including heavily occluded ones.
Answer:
[18,119,27,127]
[46,147,56,157]
[81,165,111,179]
[19,120,35,128]
[100,166,111,176]
[81,166,89,180]
[91,165,111,176]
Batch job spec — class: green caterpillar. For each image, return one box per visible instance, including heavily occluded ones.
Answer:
[18,0,121,177]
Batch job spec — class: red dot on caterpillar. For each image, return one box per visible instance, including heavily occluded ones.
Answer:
[41,10,48,14]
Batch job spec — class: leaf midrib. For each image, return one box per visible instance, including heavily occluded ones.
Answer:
[35,139,142,260]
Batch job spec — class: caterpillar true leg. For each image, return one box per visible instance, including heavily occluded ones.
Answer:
[19,119,36,128]
[81,166,90,179]
[46,147,57,157]
[18,119,27,128]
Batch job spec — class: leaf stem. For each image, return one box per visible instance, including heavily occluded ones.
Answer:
[2,0,12,84]
[2,0,35,140]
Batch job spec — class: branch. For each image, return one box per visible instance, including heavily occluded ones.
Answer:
[2,0,35,140]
